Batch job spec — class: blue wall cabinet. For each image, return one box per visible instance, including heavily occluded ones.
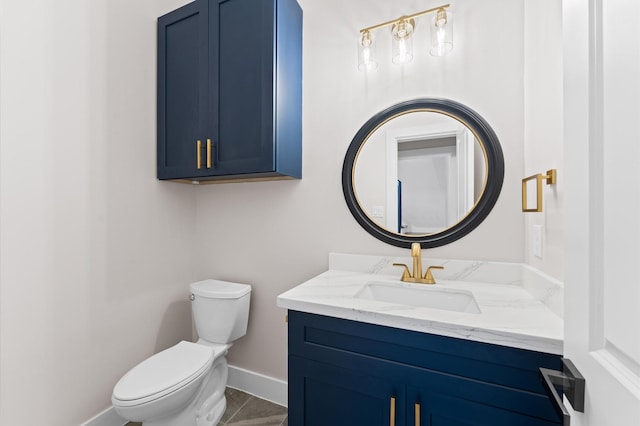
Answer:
[157,0,302,182]
[288,311,563,426]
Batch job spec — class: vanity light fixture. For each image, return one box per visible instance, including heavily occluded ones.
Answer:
[358,4,452,71]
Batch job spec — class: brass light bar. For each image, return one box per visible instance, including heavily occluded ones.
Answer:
[359,4,450,34]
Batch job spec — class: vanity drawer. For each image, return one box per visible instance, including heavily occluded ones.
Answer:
[288,310,561,399]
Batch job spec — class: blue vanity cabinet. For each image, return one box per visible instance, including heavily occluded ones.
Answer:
[288,311,563,426]
[157,0,302,182]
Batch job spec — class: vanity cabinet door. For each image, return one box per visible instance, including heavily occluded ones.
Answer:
[289,356,406,426]
[408,382,562,426]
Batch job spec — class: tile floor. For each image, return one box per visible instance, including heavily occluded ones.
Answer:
[125,387,288,426]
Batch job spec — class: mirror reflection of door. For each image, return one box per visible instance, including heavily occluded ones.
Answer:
[354,111,487,236]
[387,126,482,234]
[396,137,457,234]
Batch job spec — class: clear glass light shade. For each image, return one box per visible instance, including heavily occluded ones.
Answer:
[430,9,453,56]
[391,19,414,65]
[358,31,378,71]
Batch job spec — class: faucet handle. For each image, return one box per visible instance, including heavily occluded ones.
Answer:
[393,263,412,281]
[424,266,444,284]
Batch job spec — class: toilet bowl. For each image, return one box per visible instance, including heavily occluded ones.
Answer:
[112,280,251,426]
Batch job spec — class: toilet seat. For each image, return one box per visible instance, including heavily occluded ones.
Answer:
[113,341,214,407]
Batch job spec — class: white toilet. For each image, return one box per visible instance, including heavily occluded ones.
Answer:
[112,279,251,426]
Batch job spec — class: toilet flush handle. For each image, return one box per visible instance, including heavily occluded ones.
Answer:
[189,293,195,301]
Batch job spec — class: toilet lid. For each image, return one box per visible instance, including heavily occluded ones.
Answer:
[190,279,251,299]
[113,341,213,404]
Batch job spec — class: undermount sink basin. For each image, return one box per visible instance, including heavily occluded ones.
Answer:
[355,282,481,314]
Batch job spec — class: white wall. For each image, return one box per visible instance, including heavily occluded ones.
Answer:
[0,0,198,424]
[524,0,564,280]
[197,0,527,381]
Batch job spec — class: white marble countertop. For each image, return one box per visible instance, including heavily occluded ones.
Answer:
[277,253,564,355]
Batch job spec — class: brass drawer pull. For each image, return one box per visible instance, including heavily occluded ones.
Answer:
[415,402,421,426]
[196,140,202,169]
[390,396,396,426]
[206,139,212,169]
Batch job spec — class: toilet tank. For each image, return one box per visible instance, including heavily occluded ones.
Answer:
[190,279,251,344]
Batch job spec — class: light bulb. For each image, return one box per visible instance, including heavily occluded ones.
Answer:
[392,19,414,65]
[430,9,453,56]
[358,31,378,71]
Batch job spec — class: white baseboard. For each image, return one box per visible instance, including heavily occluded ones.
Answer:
[80,365,287,425]
[79,406,126,426]
[227,364,288,407]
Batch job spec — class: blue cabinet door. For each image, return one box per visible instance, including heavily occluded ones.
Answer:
[289,356,405,426]
[157,0,301,181]
[208,0,274,176]
[157,1,210,180]
[209,0,301,179]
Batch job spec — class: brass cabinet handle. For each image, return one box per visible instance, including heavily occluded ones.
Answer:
[390,396,396,426]
[415,402,421,426]
[196,140,202,169]
[207,139,212,169]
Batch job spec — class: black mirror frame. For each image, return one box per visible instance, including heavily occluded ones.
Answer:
[342,98,505,248]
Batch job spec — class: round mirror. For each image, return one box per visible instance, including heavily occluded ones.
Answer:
[342,98,504,248]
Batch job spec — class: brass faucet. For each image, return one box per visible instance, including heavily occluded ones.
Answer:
[393,242,444,284]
